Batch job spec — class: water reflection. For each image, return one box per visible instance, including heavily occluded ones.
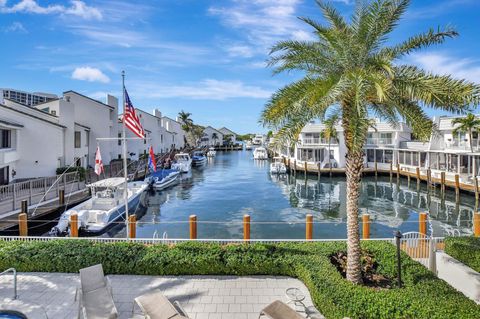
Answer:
[112,150,475,239]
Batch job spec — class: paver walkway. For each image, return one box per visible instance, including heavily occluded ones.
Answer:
[0,273,323,319]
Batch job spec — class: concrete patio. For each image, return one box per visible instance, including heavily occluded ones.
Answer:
[0,272,323,319]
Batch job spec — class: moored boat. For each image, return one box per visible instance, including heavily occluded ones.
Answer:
[270,156,287,174]
[192,150,207,165]
[245,141,253,150]
[172,153,192,173]
[253,147,268,160]
[145,169,180,190]
[207,147,216,157]
[49,178,148,236]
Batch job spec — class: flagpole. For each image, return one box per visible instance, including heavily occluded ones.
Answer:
[122,70,129,238]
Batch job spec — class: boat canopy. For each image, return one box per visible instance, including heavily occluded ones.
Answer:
[149,169,178,179]
[174,153,190,160]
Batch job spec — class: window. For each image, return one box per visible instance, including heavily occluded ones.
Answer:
[367,149,375,162]
[118,133,122,146]
[1,130,11,148]
[74,131,81,148]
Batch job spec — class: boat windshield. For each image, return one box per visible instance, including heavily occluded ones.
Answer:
[175,155,189,161]
[193,152,203,156]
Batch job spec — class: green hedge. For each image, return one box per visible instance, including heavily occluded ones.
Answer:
[445,236,480,273]
[1,240,478,319]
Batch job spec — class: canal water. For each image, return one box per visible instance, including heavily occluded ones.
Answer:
[111,149,476,239]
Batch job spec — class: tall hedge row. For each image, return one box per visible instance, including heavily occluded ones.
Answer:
[0,240,478,319]
[445,236,480,273]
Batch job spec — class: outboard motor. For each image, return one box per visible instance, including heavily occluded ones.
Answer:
[48,226,64,237]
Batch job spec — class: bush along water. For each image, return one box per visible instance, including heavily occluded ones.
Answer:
[0,240,479,319]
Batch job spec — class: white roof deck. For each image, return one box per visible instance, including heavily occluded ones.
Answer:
[87,177,126,188]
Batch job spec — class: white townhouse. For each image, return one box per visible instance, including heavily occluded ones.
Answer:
[0,99,68,182]
[201,126,224,147]
[0,89,121,183]
[394,115,480,183]
[62,91,120,167]
[161,116,186,150]
[218,127,237,144]
[290,119,412,169]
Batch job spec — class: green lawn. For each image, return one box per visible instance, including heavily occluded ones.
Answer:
[0,240,478,318]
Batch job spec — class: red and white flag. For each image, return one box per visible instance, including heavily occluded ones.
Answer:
[94,146,104,176]
[123,88,145,139]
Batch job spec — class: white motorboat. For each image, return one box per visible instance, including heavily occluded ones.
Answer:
[252,134,264,145]
[245,141,253,150]
[145,169,180,190]
[172,153,192,173]
[49,178,148,236]
[192,151,207,165]
[207,147,216,157]
[270,157,287,174]
[253,147,268,160]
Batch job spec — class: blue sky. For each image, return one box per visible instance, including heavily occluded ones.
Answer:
[1,0,479,134]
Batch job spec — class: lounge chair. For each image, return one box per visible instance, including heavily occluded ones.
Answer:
[132,289,189,319]
[77,264,118,319]
[259,300,305,319]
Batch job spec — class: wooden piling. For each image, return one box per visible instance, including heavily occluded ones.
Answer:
[18,213,28,237]
[70,213,78,237]
[317,162,321,181]
[427,168,432,188]
[374,161,378,178]
[189,215,197,240]
[128,215,136,239]
[389,162,393,183]
[474,213,480,237]
[362,214,370,239]
[455,174,460,198]
[59,189,65,205]
[21,200,28,215]
[416,167,420,185]
[243,214,250,241]
[304,161,307,179]
[475,177,479,206]
[396,164,400,181]
[441,171,446,194]
[419,212,427,236]
[294,160,297,176]
[306,214,313,240]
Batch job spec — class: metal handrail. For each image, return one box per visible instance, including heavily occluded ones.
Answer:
[0,267,17,299]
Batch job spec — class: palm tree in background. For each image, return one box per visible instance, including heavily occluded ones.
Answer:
[178,110,193,132]
[261,0,480,284]
[212,132,219,145]
[320,114,339,176]
[452,113,480,152]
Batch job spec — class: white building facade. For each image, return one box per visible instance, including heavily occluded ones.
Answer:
[218,127,237,144]
[201,126,224,147]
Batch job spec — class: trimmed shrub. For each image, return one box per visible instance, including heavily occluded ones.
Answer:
[0,240,478,319]
[445,236,480,273]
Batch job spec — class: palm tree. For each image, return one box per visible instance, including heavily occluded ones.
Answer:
[212,132,218,145]
[261,0,480,284]
[320,114,339,176]
[178,110,193,129]
[452,113,480,152]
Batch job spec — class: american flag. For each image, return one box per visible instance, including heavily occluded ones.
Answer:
[123,88,145,138]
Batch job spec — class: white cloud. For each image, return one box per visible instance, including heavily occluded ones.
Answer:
[71,67,110,83]
[209,0,314,52]
[226,45,254,58]
[132,79,272,100]
[410,52,480,84]
[3,21,27,33]
[0,0,102,20]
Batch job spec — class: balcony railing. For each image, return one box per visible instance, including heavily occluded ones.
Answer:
[366,138,393,145]
[301,138,336,145]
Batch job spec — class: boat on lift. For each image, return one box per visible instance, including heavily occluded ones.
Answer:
[171,153,192,173]
[192,150,207,165]
[145,169,180,190]
[207,147,216,157]
[253,147,268,160]
[49,178,148,237]
[270,157,287,174]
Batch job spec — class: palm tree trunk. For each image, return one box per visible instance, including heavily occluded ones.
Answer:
[328,141,332,177]
[469,129,473,152]
[345,150,364,284]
